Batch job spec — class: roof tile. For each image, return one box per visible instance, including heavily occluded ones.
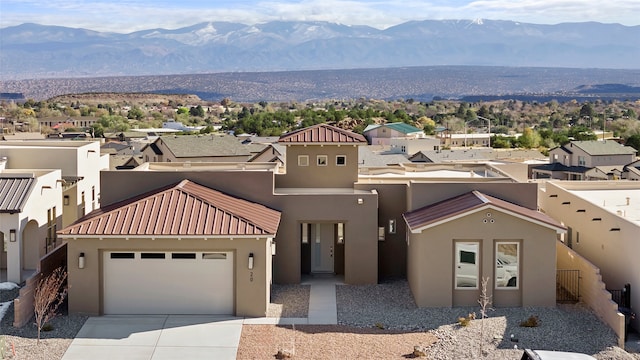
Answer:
[278,124,366,144]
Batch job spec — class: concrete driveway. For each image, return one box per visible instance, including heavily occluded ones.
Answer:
[62,315,243,360]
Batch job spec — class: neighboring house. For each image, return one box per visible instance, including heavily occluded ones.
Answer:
[358,146,410,167]
[446,133,492,148]
[103,131,149,143]
[0,168,62,283]
[539,180,640,330]
[101,142,134,156]
[108,155,144,170]
[0,140,107,283]
[140,134,253,163]
[389,137,441,155]
[532,140,637,180]
[0,141,109,228]
[363,122,425,145]
[409,149,545,164]
[622,160,640,180]
[59,124,559,317]
[248,144,286,172]
[38,116,100,130]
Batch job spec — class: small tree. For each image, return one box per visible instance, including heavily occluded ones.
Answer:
[478,277,493,358]
[34,267,68,343]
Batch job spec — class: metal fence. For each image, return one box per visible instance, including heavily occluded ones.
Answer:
[557,269,580,303]
[608,284,631,309]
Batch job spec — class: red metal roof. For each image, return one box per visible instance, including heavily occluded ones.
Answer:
[278,124,367,144]
[58,180,281,237]
[403,190,565,232]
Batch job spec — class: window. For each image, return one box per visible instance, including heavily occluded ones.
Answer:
[578,156,586,166]
[388,219,396,234]
[141,253,165,259]
[337,223,344,244]
[110,252,135,259]
[301,223,309,244]
[317,155,328,166]
[298,155,309,166]
[455,242,479,289]
[203,253,227,260]
[336,155,346,166]
[401,146,406,153]
[172,253,196,259]
[495,242,519,289]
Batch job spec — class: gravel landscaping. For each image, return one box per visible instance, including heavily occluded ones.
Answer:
[267,284,310,318]
[0,285,87,360]
[240,279,640,359]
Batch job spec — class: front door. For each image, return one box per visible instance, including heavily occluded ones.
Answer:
[311,223,334,273]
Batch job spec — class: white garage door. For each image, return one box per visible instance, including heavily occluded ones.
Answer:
[103,251,234,314]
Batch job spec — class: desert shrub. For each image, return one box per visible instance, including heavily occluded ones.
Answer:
[520,315,539,327]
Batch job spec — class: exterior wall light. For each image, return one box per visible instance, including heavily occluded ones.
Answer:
[9,229,16,242]
[357,198,363,205]
[248,253,254,270]
[79,252,85,269]
[64,195,70,206]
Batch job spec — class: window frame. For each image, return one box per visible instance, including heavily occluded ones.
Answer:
[298,155,309,167]
[495,241,520,290]
[454,241,480,290]
[317,155,328,166]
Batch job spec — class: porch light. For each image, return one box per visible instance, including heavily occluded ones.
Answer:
[64,195,70,206]
[248,253,254,270]
[357,198,363,205]
[79,252,85,269]
[9,229,16,242]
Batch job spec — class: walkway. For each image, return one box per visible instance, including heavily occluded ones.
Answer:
[243,275,341,325]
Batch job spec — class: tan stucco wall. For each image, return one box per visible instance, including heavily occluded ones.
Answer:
[540,181,640,330]
[277,144,359,188]
[407,209,557,308]
[64,236,270,317]
[556,241,626,347]
[407,182,538,212]
[355,183,409,278]
[271,191,379,284]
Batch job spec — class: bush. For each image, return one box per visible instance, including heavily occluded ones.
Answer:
[520,315,539,327]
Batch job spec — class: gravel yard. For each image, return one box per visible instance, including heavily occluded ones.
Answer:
[0,286,87,360]
[240,279,640,360]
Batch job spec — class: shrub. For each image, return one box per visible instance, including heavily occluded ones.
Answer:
[520,315,539,327]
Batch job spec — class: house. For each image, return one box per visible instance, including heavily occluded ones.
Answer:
[363,122,425,145]
[388,137,442,155]
[0,140,107,283]
[404,190,565,307]
[532,140,637,180]
[140,134,253,163]
[539,180,640,330]
[38,116,100,130]
[58,124,560,317]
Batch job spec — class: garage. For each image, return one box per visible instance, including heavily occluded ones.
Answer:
[103,250,234,314]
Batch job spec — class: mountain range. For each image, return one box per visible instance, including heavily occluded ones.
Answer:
[1,20,639,80]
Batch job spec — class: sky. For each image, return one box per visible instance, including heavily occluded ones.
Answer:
[1,0,639,33]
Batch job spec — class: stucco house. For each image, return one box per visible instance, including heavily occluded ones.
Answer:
[363,122,425,145]
[59,124,561,317]
[532,140,637,180]
[0,140,107,283]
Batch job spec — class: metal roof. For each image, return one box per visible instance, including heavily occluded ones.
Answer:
[278,124,366,144]
[0,176,35,213]
[403,190,565,233]
[58,180,281,237]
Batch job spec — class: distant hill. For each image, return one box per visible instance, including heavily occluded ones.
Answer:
[2,66,640,102]
[1,20,639,80]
